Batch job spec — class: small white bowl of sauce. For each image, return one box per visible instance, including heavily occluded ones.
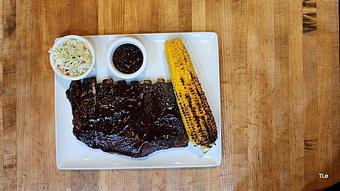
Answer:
[49,35,96,80]
[106,37,147,79]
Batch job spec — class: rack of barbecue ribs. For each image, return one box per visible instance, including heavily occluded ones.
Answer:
[66,77,189,158]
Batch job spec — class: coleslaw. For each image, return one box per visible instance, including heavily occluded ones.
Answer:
[53,39,93,77]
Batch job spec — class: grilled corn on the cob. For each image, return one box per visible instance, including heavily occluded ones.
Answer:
[165,38,218,151]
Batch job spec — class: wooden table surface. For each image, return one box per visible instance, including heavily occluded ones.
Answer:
[1,0,339,190]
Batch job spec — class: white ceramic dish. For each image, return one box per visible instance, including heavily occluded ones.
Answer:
[55,32,221,170]
[106,37,148,79]
[49,35,96,80]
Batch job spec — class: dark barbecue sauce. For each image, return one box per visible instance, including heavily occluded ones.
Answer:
[112,44,143,74]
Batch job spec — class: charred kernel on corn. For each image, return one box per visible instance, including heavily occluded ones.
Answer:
[165,38,218,151]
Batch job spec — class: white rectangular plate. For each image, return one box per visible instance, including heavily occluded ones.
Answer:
[55,32,221,169]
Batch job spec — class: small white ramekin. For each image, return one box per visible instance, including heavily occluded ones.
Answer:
[49,35,96,80]
[106,37,147,79]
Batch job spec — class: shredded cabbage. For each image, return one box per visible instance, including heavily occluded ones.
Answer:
[53,39,93,77]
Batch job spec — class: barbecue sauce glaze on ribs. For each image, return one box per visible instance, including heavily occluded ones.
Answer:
[66,77,189,158]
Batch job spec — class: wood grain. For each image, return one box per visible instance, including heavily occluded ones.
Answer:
[1,0,339,190]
